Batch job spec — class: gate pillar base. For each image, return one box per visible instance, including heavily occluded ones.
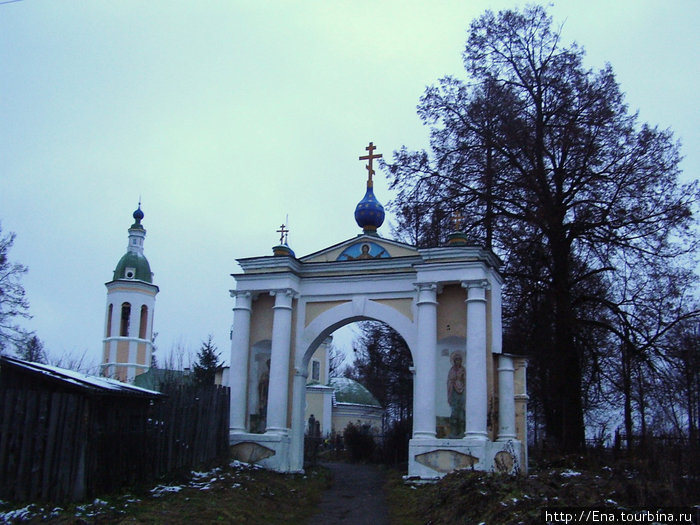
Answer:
[407,438,523,480]
[229,432,295,473]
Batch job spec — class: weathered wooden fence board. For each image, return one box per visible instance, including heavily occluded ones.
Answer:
[0,384,230,503]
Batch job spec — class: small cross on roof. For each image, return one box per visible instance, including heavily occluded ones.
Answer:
[451,210,465,231]
[359,141,383,185]
[276,223,289,245]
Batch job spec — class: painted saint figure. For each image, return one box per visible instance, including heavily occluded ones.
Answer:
[447,352,466,437]
[344,243,387,260]
[257,359,270,429]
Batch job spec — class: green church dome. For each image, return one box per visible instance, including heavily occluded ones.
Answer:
[329,377,381,407]
[113,251,153,283]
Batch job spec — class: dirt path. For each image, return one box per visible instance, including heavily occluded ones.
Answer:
[306,462,390,525]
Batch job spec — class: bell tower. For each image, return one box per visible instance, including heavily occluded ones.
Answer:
[101,205,159,382]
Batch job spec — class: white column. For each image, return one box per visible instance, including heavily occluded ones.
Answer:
[266,289,295,435]
[497,354,517,441]
[490,279,503,354]
[289,366,309,472]
[229,290,252,434]
[463,280,489,441]
[413,282,438,439]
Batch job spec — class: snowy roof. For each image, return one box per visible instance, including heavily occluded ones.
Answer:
[0,356,163,398]
[329,377,381,407]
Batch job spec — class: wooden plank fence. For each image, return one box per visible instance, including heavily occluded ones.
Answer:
[149,384,231,477]
[0,384,230,503]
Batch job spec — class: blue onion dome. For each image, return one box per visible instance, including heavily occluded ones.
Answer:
[131,205,145,229]
[354,184,385,235]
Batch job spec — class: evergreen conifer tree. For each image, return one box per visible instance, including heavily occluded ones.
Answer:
[193,335,220,385]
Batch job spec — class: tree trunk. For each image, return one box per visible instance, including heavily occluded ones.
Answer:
[549,233,585,452]
[622,342,634,452]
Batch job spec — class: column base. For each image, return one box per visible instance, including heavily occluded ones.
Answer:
[407,438,523,480]
[229,432,291,472]
[413,431,437,439]
[264,427,290,437]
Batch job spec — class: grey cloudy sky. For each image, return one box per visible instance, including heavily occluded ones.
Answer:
[1,1,698,369]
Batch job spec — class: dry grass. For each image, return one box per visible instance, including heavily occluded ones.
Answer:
[385,453,699,525]
[0,462,331,524]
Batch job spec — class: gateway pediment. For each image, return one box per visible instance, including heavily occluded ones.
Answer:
[300,235,419,263]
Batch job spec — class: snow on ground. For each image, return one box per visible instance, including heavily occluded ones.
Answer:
[0,461,253,523]
[560,469,582,477]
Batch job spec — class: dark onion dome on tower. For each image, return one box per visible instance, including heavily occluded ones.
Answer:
[112,205,153,283]
[131,205,144,227]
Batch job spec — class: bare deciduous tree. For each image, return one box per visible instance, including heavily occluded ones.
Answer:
[386,6,698,451]
[0,225,31,355]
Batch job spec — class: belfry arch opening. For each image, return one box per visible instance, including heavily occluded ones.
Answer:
[119,302,131,337]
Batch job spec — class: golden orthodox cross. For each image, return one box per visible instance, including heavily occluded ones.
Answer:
[277,223,289,244]
[451,210,465,231]
[359,141,383,185]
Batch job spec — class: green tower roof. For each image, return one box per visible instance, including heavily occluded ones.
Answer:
[113,251,153,283]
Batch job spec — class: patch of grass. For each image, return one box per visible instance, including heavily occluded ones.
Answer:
[0,462,331,524]
[384,469,437,525]
[384,455,699,525]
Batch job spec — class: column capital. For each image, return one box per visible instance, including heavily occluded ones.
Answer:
[461,279,490,290]
[414,282,444,294]
[414,282,438,292]
[414,282,441,306]
[294,366,308,378]
[230,290,253,311]
[497,354,515,372]
[230,290,254,303]
[269,288,298,299]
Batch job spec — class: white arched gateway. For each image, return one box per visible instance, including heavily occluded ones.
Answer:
[227,144,527,479]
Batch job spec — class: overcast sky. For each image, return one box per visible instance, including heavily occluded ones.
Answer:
[1,1,698,371]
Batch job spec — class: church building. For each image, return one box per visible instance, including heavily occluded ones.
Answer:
[304,339,384,438]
